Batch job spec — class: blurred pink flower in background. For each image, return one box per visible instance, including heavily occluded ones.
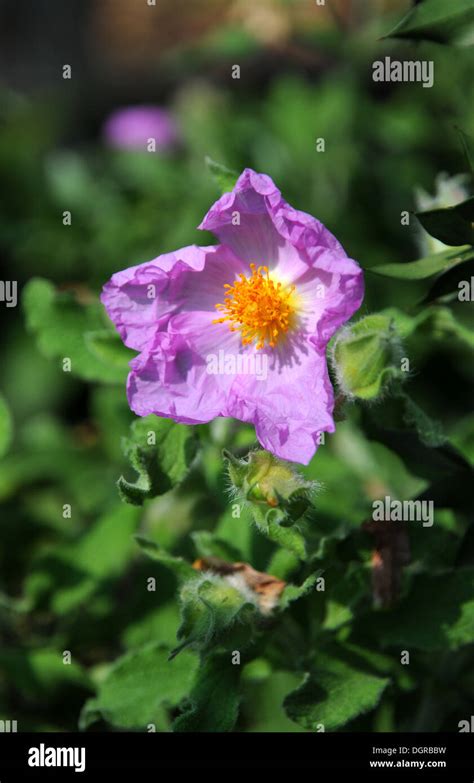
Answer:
[102,105,180,151]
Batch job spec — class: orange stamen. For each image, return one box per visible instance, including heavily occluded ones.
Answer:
[213,264,297,349]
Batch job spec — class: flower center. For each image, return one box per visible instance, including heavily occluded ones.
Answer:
[213,264,297,350]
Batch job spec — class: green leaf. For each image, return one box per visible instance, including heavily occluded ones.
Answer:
[280,573,320,611]
[284,648,389,731]
[118,416,199,505]
[0,394,13,458]
[80,642,198,729]
[424,257,474,303]
[69,505,140,578]
[122,602,181,650]
[23,278,135,383]
[242,670,308,732]
[356,568,474,651]
[398,391,446,448]
[371,245,473,280]
[266,515,307,559]
[135,536,197,582]
[361,391,472,483]
[384,0,474,47]
[25,505,140,614]
[204,156,239,194]
[84,330,133,370]
[254,507,307,559]
[0,648,91,702]
[265,547,300,580]
[92,385,134,458]
[416,197,474,247]
[191,530,243,562]
[214,504,254,563]
[383,306,474,349]
[173,652,241,732]
[0,415,110,509]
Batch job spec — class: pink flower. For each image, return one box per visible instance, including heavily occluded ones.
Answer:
[101,169,364,464]
[102,106,180,152]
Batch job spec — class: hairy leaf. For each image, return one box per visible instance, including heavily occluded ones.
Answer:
[118,416,198,504]
[284,648,389,731]
[80,642,198,729]
[173,652,241,732]
[135,536,197,582]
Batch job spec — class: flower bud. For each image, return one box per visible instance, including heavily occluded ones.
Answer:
[171,571,258,658]
[223,448,315,522]
[331,314,403,401]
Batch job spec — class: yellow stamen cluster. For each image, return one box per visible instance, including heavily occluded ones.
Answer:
[213,264,296,350]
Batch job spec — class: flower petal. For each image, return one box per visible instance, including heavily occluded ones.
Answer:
[199,168,346,283]
[127,305,246,424]
[100,244,243,352]
[294,248,365,347]
[127,330,230,424]
[226,339,335,464]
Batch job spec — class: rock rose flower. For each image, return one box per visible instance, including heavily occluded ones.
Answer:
[101,169,364,464]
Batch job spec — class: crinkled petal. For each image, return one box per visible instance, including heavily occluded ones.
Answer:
[225,338,335,464]
[293,248,365,347]
[127,331,226,424]
[199,168,346,283]
[127,313,241,424]
[101,244,244,352]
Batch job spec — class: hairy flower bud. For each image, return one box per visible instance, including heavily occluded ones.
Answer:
[331,314,403,401]
[223,448,316,522]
